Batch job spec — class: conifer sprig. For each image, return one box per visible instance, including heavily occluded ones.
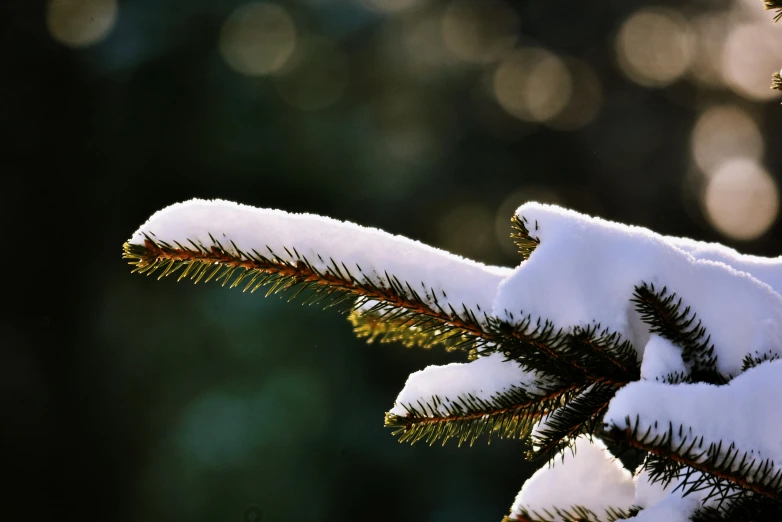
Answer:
[631,283,726,384]
[348,308,479,351]
[489,317,639,385]
[764,1,782,22]
[510,214,540,260]
[607,416,782,513]
[123,235,498,350]
[529,382,619,463]
[385,381,582,446]
[772,71,782,95]
[741,351,781,372]
[503,505,637,522]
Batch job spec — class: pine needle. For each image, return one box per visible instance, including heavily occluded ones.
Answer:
[765,1,782,22]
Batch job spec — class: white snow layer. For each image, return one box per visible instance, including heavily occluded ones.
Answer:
[509,436,635,520]
[633,467,672,509]
[131,200,782,519]
[389,352,539,416]
[129,199,512,324]
[606,360,782,485]
[494,203,782,376]
[639,335,687,381]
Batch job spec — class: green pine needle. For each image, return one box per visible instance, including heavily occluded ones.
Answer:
[123,235,498,350]
[503,505,638,522]
[385,381,583,446]
[510,214,540,261]
[348,308,481,351]
[632,283,726,384]
[765,1,782,22]
[528,381,619,463]
[607,416,782,513]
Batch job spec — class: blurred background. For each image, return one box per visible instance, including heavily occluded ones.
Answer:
[4,0,782,520]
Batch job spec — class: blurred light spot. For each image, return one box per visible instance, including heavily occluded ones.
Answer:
[722,23,782,101]
[495,188,562,257]
[493,48,572,123]
[703,159,778,241]
[358,0,421,14]
[438,204,496,261]
[369,88,456,165]
[46,0,117,48]
[691,105,763,177]
[441,0,519,64]
[274,36,349,111]
[545,58,603,131]
[400,11,452,77]
[219,2,297,77]
[688,13,730,87]
[615,8,694,87]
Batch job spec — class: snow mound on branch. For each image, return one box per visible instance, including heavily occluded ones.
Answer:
[494,202,782,376]
[606,359,782,479]
[668,236,782,294]
[509,436,635,520]
[129,199,511,324]
[389,353,539,416]
[639,335,687,382]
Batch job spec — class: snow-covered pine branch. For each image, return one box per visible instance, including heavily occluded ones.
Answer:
[124,199,782,521]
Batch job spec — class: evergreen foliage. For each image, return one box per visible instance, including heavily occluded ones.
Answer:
[123,6,782,513]
[124,207,782,520]
[765,0,782,22]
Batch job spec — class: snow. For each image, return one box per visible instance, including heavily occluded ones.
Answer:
[509,436,635,520]
[129,199,782,520]
[633,467,672,509]
[628,488,705,522]
[639,335,687,382]
[668,236,782,294]
[389,352,541,416]
[605,360,782,485]
[129,199,512,325]
[493,203,782,377]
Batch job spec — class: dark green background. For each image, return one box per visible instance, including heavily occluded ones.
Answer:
[4,0,782,521]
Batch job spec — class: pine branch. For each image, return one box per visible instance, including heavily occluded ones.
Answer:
[693,493,782,521]
[528,382,619,463]
[510,214,540,261]
[607,417,782,512]
[126,236,638,387]
[503,504,637,522]
[772,70,782,95]
[741,351,780,372]
[348,308,479,351]
[386,381,582,446]
[489,317,638,385]
[764,1,782,22]
[124,236,498,350]
[632,283,727,384]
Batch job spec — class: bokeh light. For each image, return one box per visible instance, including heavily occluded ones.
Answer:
[545,59,603,131]
[615,8,694,87]
[721,23,782,101]
[691,105,763,177]
[274,36,349,111]
[703,158,779,241]
[493,47,572,123]
[46,0,117,48]
[441,0,519,64]
[219,2,297,77]
[437,203,496,261]
[688,13,730,86]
